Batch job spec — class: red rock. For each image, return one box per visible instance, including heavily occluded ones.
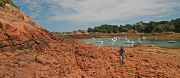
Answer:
[0,3,180,78]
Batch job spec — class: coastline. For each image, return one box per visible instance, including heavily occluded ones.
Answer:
[61,33,180,39]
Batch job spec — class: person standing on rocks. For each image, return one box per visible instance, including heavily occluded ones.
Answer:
[119,47,125,66]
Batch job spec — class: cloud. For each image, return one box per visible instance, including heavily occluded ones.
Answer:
[12,0,180,31]
[13,0,180,22]
[59,0,179,22]
[13,0,42,18]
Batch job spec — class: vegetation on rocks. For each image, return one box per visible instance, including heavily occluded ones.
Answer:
[0,0,19,8]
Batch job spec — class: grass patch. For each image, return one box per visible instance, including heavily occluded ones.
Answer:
[127,69,136,76]
[111,63,118,66]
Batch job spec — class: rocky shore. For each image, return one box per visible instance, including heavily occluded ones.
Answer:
[0,3,180,78]
[1,40,180,78]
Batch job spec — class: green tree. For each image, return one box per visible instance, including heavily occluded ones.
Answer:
[94,26,100,32]
[118,25,124,32]
[101,29,107,33]
[118,25,129,32]
[138,25,145,33]
[87,27,94,32]
[78,29,86,33]
[87,17,180,33]
[145,21,157,33]
[0,0,4,6]
[0,0,19,9]
[121,28,129,32]
[159,21,169,24]
[102,24,112,33]
[173,18,180,32]
[125,24,132,29]
[153,24,164,33]
[164,24,175,32]
[133,22,142,32]
[112,25,118,33]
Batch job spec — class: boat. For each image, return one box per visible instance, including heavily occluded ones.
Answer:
[96,41,103,43]
[96,39,103,43]
[169,41,176,43]
[142,36,146,39]
[137,38,142,43]
[124,40,134,44]
[110,38,117,42]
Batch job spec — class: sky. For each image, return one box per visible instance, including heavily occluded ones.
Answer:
[12,0,180,32]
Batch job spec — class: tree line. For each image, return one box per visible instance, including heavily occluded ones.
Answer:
[87,18,180,33]
[0,0,19,9]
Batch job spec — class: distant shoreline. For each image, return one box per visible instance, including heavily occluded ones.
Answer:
[61,33,180,39]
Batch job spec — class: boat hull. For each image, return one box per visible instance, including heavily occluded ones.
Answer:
[124,41,134,44]
[169,41,176,43]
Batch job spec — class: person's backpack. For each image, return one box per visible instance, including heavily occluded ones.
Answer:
[120,49,125,55]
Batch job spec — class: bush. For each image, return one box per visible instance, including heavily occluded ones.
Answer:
[0,0,4,6]
[0,0,19,9]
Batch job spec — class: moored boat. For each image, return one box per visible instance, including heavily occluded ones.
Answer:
[137,38,142,43]
[124,40,134,44]
[169,41,176,43]
[109,38,117,42]
[137,40,142,43]
[142,36,146,39]
[96,41,103,43]
[96,39,103,43]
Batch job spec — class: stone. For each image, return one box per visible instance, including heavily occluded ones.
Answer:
[0,3,180,78]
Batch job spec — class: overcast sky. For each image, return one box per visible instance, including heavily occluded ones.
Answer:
[12,0,180,32]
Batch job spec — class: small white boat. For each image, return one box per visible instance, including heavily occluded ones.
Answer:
[110,38,117,42]
[137,40,142,43]
[137,38,142,43]
[169,41,176,43]
[124,40,134,44]
[96,41,103,43]
[96,39,103,43]
[142,36,146,39]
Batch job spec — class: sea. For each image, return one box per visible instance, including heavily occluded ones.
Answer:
[79,37,180,48]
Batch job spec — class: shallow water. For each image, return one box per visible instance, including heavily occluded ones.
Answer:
[79,37,180,48]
